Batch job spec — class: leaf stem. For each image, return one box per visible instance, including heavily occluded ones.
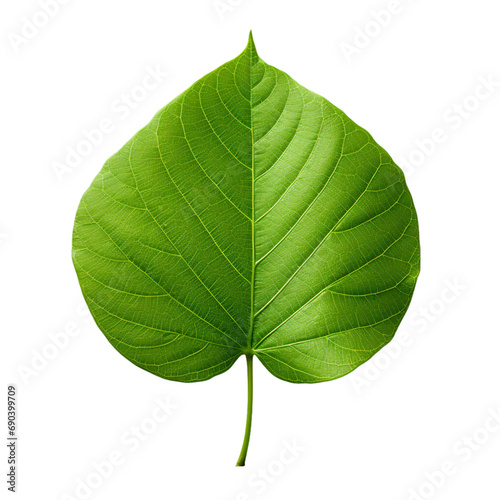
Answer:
[236,354,254,466]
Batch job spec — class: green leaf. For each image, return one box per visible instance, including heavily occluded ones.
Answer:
[72,32,420,465]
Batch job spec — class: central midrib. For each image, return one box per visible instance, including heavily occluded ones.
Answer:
[248,40,256,352]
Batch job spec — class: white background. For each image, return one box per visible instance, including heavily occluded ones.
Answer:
[2,0,500,499]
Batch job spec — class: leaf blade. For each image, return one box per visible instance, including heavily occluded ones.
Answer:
[73,33,420,387]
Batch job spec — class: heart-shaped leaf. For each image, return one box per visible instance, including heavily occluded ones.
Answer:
[72,32,420,465]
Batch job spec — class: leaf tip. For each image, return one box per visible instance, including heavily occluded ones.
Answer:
[246,30,259,63]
